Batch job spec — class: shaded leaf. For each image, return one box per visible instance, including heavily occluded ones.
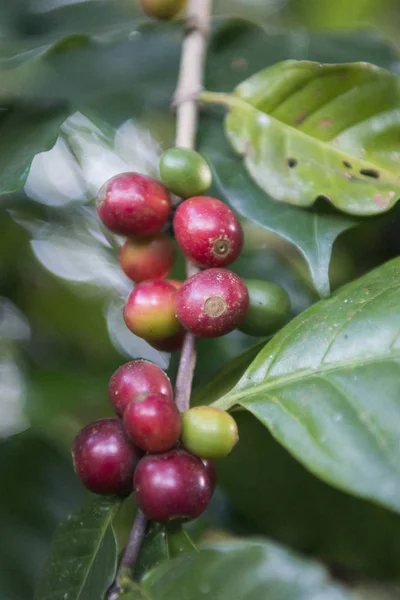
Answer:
[0,105,69,196]
[0,433,86,600]
[200,117,355,297]
[135,523,197,580]
[208,61,400,216]
[36,496,121,600]
[143,538,353,600]
[216,411,400,578]
[214,257,400,513]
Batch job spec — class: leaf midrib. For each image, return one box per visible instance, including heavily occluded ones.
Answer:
[213,349,400,410]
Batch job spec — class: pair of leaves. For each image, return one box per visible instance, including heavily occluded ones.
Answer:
[207,257,400,515]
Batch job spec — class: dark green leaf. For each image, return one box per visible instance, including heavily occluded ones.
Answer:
[208,61,400,216]
[213,257,400,513]
[36,496,122,600]
[217,411,400,578]
[0,105,68,196]
[0,433,86,600]
[200,118,355,297]
[135,522,197,580]
[143,538,352,600]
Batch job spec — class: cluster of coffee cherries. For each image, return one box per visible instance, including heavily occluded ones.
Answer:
[72,359,237,521]
[72,146,290,523]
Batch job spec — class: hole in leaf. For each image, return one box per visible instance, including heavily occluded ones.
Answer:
[342,161,352,169]
[287,158,297,168]
[360,168,379,179]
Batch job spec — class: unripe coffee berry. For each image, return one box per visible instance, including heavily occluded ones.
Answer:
[124,279,182,340]
[97,173,171,236]
[123,393,181,453]
[239,279,291,336]
[174,197,243,268]
[160,148,212,198]
[72,418,140,495]
[134,448,211,522]
[108,360,173,417]
[181,406,238,458]
[141,0,188,20]
[119,234,176,283]
[176,268,249,337]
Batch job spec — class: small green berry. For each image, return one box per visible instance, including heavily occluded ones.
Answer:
[181,406,238,459]
[159,148,212,198]
[141,0,188,20]
[239,279,290,337]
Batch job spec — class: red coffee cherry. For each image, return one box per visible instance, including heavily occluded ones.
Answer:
[123,393,181,453]
[72,418,140,495]
[148,330,185,353]
[202,459,217,494]
[174,196,243,268]
[176,268,249,337]
[119,234,176,283]
[97,173,171,236]
[134,448,212,522]
[108,360,173,417]
[124,279,182,340]
[141,0,188,20]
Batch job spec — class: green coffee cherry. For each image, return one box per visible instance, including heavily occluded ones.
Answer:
[239,279,290,336]
[159,148,212,198]
[141,0,188,20]
[181,406,238,459]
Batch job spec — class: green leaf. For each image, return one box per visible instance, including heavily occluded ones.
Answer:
[143,538,353,600]
[206,60,400,216]
[216,411,400,578]
[135,523,197,581]
[0,433,86,600]
[36,496,122,600]
[200,118,355,297]
[213,257,400,513]
[0,105,68,195]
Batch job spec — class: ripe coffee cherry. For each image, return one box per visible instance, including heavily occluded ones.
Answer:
[108,360,173,417]
[202,459,217,494]
[134,449,212,522]
[97,173,171,236]
[141,0,188,20]
[181,406,238,458]
[239,279,291,336]
[124,279,182,340]
[123,393,181,453]
[148,330,185,353]
[159,148,212,198]
[174,197,243,268]
[72,418,140,495]
[119,234,176,283]
[176,268,249,338]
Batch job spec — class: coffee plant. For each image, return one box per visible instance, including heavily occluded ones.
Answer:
[1,0,400,599]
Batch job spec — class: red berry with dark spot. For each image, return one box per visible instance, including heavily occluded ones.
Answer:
[202,459,217,494]
[174,196,243,268]
[176,268,249,337]
[134,448,212,522]
[97,172,171,236]
[72,418,140,495]
[123,393,181,453]
[124,279,182,340]
[109,360,173,417]
[119,233,176,283]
